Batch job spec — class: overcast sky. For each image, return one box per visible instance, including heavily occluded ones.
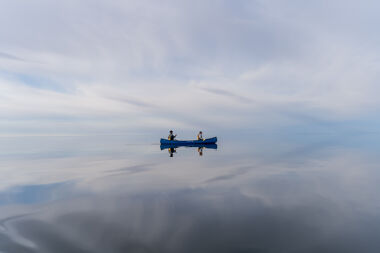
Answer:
[1,0,379,136]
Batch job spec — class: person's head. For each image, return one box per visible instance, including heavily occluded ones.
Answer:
[199,131,202,134]
[170,130,173,133]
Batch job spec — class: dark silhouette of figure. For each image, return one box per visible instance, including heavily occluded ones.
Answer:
[197,131,204,141]
[168,130,177,140]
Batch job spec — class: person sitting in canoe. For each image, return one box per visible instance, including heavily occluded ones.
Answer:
[168,130,177,141]
[197,131,204,141]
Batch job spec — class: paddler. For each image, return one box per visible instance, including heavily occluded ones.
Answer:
[168,130,177,140]
[197,131,204,141]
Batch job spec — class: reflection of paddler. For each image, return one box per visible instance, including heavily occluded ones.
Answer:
[198,147,203,156]
[168,147,176,157]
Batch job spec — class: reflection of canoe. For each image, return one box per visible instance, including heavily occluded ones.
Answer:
[160,137,217,145]
[160,143,217,150]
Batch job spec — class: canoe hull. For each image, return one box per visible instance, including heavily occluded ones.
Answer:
[160,137,217,145]
[160,143,217,150]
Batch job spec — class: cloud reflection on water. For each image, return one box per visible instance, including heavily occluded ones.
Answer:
[0,181,74,206]
[4,185,380,253]
[0,134,380,252]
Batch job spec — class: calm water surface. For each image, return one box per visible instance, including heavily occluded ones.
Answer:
[0,132,380,252]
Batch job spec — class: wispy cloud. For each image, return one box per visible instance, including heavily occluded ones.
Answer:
[199,87,253,103]
[0,0,379,135]
[0,52,24,61]
[106,96,154,109]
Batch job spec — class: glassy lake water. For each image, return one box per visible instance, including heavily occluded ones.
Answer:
[1,132,380,252]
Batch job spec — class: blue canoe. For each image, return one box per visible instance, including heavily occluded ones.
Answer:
[160,137,217,145]
[160,143,217,150]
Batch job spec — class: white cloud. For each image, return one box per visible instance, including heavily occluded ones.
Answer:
[0,0,379,135]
